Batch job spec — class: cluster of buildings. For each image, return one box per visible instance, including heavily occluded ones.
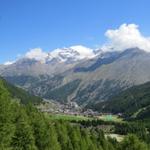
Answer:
[38,101,100,117]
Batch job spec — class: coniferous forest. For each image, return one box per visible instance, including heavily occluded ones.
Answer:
[0,78,150,150]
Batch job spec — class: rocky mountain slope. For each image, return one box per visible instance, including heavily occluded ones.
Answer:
[1,47,150,107]
[0,45,95,76]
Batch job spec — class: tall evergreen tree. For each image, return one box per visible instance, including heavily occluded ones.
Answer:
[26,105,52,150]
[119,134,148,150]
[11,108,36,150]
[0,81,15,149]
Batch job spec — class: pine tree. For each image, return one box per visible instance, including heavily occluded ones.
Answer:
[55,121,69,150]
[11,107,37,150]
[120,134,148,150]
[28,110,51,150]
[69,126,81,150]
[49,124,61,150]
[0,81,15,149]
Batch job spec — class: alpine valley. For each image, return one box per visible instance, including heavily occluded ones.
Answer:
[1,46,150,108]
[2,0,150,149]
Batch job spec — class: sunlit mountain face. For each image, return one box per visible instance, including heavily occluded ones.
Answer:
[1,47,150,108]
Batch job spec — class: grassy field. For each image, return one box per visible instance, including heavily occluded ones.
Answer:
[105,133,124,142]
[98,115,123,122]
[45,113,124,122]
[45,113,91,121]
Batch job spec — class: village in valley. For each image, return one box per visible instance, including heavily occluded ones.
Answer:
[37,99,123,122]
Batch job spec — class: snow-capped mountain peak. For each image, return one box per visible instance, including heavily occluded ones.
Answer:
[70,45,95,59]
[3,45,96,65]
[47,45,95,63]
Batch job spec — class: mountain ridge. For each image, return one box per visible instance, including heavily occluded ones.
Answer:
[1,47,150,107]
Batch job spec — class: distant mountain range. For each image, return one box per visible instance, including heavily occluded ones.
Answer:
[0,45,95,76]
[1,47,150,107]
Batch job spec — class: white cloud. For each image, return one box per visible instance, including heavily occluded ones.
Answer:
[3,23,150,65]
[102,23,150,52]
[4,61,15,65]
[25,48,48,62]
[70,45,95,58]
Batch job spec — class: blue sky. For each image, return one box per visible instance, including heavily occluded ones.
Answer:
[0,0,150,63]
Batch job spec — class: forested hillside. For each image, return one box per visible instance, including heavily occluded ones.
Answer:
[0,77,42,104]
[89,81,150,119]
